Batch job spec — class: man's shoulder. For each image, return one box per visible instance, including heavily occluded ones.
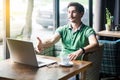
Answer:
[58,24,69,29]
[82,23,94,30]
[56,24,69,33]
[82,23,91,28]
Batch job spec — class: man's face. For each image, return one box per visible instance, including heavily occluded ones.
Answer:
[67,6,83,23]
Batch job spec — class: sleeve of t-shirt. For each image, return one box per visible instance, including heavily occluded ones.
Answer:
[85,28,96,37]
[55,26,64,37]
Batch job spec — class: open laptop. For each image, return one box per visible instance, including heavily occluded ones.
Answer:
[7,38,56,67]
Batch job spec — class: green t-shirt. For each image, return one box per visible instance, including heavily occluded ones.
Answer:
[56,23,96,59]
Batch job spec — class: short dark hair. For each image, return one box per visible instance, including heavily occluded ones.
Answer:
[67,2,84,13]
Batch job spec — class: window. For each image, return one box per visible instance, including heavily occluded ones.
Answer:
[1,0,91,59]
[10,0,55,46]
[31,0,54,46]
[10,0,27,39]
[0,0,4,60]
[60,0,89,26]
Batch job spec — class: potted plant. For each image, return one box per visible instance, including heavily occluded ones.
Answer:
[105,8,112,31]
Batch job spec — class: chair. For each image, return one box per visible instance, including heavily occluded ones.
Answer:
[99,39,120,78]
[79,44,103,80]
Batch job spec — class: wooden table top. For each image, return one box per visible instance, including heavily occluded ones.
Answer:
[0,55,92,80]
[96,30,120,38]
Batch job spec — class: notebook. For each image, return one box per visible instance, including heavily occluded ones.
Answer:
[7,38,56,67]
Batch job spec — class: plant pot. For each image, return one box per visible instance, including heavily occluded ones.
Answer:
[105,24,111,31]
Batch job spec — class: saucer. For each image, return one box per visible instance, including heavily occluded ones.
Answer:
[59,61,73,67]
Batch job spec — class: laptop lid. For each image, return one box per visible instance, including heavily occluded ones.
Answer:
[7,38,56,67]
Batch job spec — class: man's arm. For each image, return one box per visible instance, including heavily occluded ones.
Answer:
[83,34,99,53]
[69,34,99,60]
[37,32,61,52]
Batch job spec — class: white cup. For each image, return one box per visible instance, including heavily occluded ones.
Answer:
[60,55,70,65]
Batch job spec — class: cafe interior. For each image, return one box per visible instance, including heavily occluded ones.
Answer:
[0,0,120,80]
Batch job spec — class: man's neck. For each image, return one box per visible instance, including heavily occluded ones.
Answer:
[71,22,82,30]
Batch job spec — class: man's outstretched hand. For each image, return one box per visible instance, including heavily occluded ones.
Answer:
[35,37,43,53]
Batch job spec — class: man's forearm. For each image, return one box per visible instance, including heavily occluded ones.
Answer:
[41,33,60,49]
[84,43,99,53]
[42,40,55,48]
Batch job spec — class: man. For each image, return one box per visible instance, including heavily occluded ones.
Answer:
[36,2,98,61]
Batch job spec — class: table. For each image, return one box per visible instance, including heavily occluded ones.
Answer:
[96,30,120,38]
[0,55,92,80]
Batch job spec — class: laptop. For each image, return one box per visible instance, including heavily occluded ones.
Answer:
[7,38,57,67]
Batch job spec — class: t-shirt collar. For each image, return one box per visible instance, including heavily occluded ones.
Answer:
[69,22,83,31]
